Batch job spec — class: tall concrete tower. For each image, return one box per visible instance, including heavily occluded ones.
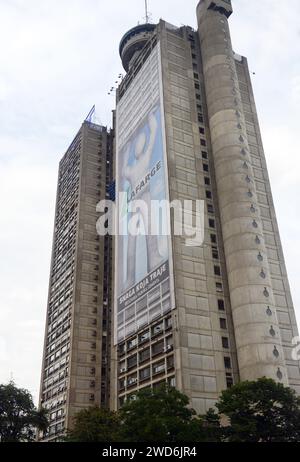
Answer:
[111,1,300,413]
[38,119,114,441]
[197,0,288,383]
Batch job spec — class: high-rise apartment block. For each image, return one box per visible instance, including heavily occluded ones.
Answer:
[39,0,300,440]
[39,120,113,440]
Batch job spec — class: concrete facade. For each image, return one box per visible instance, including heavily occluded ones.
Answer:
[197,0,300,390]
[38,121,113,441]
[40,0,300,438]
[111,1,300,413]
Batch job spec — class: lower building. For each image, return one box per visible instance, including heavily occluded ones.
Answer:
[38,119,113,441]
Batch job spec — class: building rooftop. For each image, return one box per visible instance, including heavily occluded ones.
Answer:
[119,23,156,72]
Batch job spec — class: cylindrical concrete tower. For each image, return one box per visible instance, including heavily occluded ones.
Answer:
[197,0,288,383]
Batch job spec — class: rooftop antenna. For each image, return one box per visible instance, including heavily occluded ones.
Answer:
[85,105,95,123]
[144,0,149,23]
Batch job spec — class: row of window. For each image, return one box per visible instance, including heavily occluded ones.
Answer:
[118,316,172,355]
[190,46,235,389]
[119,336,174,375]
[119,376,176,408]
[119,359,175,392]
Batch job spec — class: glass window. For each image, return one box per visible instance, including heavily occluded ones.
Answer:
[220,318,227,329]
[139,348,150,363]
[222,337,229,349]
[224,357,232,369]
[153,361,165,375]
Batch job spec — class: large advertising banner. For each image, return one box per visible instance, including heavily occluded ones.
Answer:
[115,44,175,344]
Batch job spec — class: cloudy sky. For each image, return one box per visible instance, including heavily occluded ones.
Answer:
[0,0,299,402]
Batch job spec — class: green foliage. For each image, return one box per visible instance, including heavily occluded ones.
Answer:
[215,377,300,442]
[65,406,121,442]
[4,377,297,443]
[119,384,204,442]
[0,381,48,442]
[198,408,223,442]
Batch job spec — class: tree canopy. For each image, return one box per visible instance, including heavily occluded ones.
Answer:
[65,406,121,442]
[3,378,300,443]
[66,379,300,443]
[119,385,203,442]
[0,382,48,442]
[215,377,300,442]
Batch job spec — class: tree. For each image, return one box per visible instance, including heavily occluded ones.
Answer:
[198,408,223,442]
[0,381,48,442]
[119,384,205,443]
[212,377,300,442]
[65,406,121,442]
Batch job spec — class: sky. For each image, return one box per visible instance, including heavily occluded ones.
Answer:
[0,0,299,403]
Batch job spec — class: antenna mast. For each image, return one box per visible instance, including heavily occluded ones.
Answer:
[145,0,149,23]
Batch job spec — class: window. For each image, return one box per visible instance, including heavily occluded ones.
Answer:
[207,204,214,214]
[167,356,174,370]
[214,265,221,276]
[196,94,201,101]
[224,357,232,369]
[200,139,207,147]
[218,299,225,311]
[209,219,215,228]
[220,318,227,329]
[212,247,219,259]
[222,337,229,349]
[153,380,165,390]
[139,367,150,381]
[226,375,234,388]
[202,151,208,159]
[194,73,199,79]
[195,83,200,90]
[127,375,137,387]
[165,317,172,329]
[199,127,205,135]
[206,190,212,199]
[152,322,164,337]
[139,331,150,344]
[127,354,137,369]
[210,234,217,244]
[127,337,137,350]
[152,341,164,356]
[168,376,176,387]
[204,177,210,186]
[153,361,165,375]
[216,282,223,292]
[192,53,196,59]
[203,163,209,172]
[119,361,126,373]
[139,348,150,363]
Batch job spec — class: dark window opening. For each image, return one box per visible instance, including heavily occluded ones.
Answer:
[214,265,221,276]
[224,357,232,369]
[218,299,225,311]
[220,318,227,329]
[222,337,229,349]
